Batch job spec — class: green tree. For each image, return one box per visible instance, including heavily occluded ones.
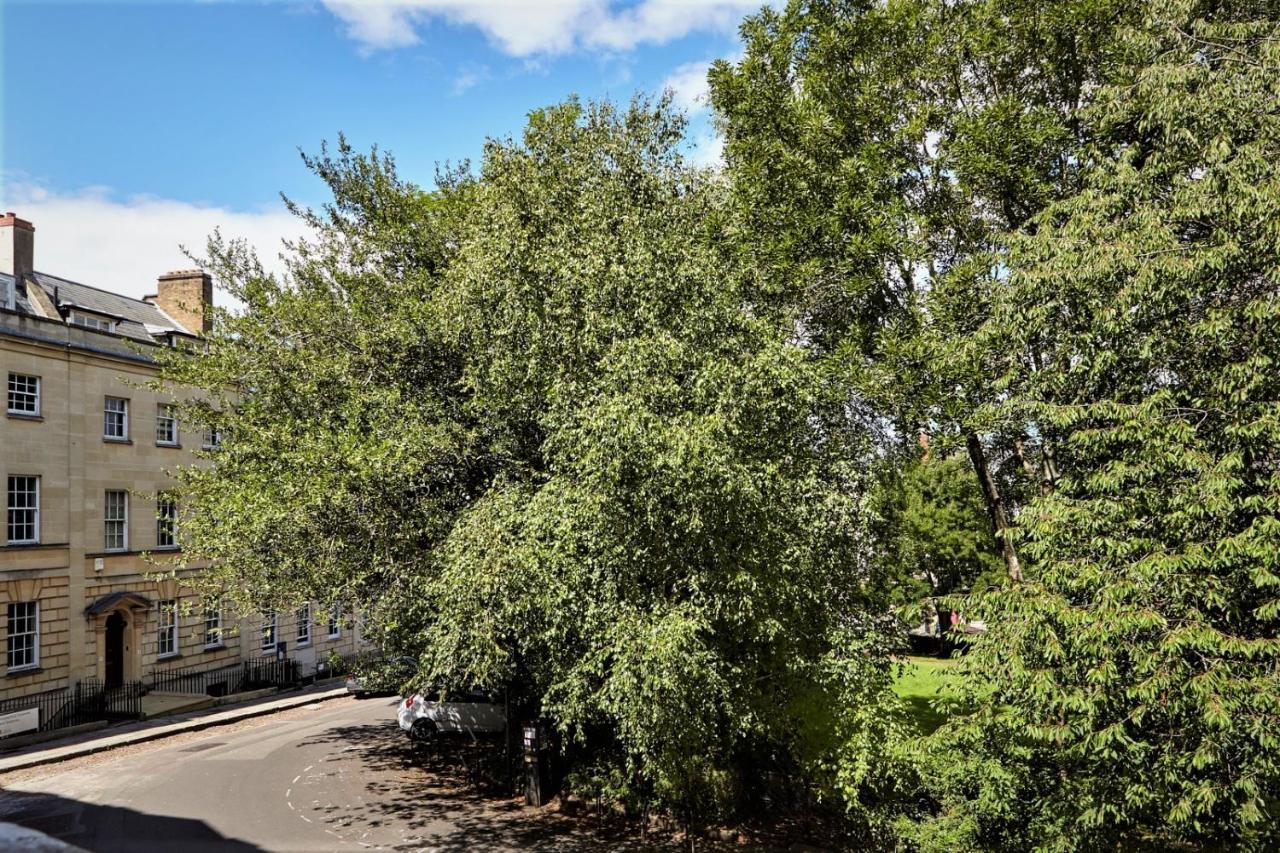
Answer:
[422,97,898,821]
[152,139,474,643]
[710,0,1136,581]
[877,452,1004,605]
[156,99,901,825]
[910,3,1280,847]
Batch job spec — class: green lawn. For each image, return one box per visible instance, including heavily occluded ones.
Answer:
[892,655,960,734]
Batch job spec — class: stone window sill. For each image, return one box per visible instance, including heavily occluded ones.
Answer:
[5,412,42,422]
[103,437,133,445]
[5,666,42,678]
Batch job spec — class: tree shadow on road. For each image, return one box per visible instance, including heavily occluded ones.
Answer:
[0,788,264,852]
[295,714,684,852]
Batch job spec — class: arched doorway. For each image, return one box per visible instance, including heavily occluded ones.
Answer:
[105,612,126,688]
[86,591,151,686]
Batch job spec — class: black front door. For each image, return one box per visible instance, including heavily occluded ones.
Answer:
[105,612,125,688]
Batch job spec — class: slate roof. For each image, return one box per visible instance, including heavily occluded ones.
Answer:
[27,271,193,341]
[0,271,35,314]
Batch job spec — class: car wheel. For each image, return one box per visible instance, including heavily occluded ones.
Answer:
[409,718,438,744]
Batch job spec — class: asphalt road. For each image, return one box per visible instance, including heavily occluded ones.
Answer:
[0,696,652,852]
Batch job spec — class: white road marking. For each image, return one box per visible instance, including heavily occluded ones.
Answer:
[292,774,301,784]
[287,801,294,810]
[285,788,292,798]
[300,815,312,823]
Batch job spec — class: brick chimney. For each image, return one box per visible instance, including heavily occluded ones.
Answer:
[146,269,212,334]
[0,212,35,281]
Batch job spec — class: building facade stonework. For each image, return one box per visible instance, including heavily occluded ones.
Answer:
[0,213,363,704]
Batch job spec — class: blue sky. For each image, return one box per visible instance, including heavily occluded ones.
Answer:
[1,1,759,297]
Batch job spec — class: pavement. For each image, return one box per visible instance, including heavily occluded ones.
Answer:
[0,683,349,775]
[0,696,663,852]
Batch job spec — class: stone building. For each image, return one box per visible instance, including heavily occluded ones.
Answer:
[0,212,362,705]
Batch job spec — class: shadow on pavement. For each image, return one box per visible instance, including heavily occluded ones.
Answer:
[0,788,264,852]
[295,714,671,852]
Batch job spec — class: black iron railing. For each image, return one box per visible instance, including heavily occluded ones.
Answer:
[148,661,243,697]
[0,684,76,733]
[0,678,144,738]
[147,657,303,697]
[77,678,144,722]
[241,656,301,691]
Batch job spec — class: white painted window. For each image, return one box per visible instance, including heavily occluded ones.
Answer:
[6,475,39,545]
[261,611,277,652]
[327,604,341,639]
[296,604,311,646]
[6,601,39,671]
[202,426,221,449]
[70,311,115,332]
[203,600,222,647]
[104,490,128,551]
[104,397,129,440]
[157,600,178,658]
[6,374,39,416]
[156,497,177,549]
[156,404,178,445]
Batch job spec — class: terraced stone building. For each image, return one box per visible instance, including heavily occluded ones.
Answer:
[0,213,363,711]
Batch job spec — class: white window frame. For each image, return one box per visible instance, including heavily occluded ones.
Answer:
[203,600,222,648]
[156,404,178,446]
[104,397,129,440]
[104,490,129,552]
[296,604,311,646]
[327,604,341,639]
[202,426,221,450]
[261,611,278,653]
[156,496,178,549]
[7,373,40,417]
[157,599,178,658]
[69,311,115,332]
[6,475,39,545]
[6,601,39,672]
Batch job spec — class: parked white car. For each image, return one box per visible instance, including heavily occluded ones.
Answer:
[397,689,506,741]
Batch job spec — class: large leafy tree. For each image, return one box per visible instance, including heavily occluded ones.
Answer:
[421,98,897,818]
[710,0,1135,581]
[912,2,1280,847]
[156,99,899,820]
[153,139,473,641]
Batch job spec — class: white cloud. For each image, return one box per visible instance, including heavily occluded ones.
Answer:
[452,64,491,95]
[661,60,712,114]
[0,184,303,305]
[322,1,767,56]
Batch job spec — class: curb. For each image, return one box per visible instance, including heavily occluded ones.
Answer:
[0,721,111,752]
[0,686,348,774]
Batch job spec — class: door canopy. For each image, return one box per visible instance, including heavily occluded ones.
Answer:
[85,591,153,617]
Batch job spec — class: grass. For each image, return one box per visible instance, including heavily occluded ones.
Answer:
[892,655,961,735]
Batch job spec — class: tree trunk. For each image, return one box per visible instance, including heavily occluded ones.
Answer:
[966,431,1023,581]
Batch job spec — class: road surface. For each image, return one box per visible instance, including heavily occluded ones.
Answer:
[0,696,652,852]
